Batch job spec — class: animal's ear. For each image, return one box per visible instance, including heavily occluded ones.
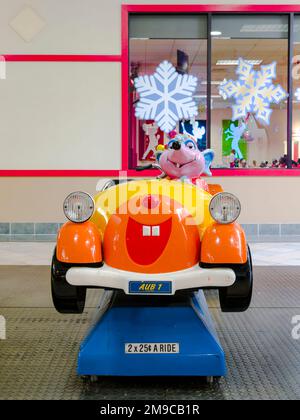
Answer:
[202,149,214,176]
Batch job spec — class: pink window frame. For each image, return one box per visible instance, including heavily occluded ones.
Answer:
[2,4,300,177]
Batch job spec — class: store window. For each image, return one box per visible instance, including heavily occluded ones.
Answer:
[211,15,289,169]
[128,12,291,171]
[129,14,208,168]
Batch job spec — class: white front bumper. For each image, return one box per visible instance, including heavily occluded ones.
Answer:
[66,263,235,295]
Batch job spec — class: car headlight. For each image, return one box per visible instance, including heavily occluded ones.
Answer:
[63,191,94,223]
[209,192,241,224]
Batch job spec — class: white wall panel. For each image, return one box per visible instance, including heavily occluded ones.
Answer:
[0,61,121,170]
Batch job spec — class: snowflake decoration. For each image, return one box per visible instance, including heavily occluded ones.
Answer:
[295,88,300,102]
[219,58,288,125]
[134,60,198,133]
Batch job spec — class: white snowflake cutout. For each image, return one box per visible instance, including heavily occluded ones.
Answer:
[295,88,300,101]
[134,60,198,133]
[219,58,288,125]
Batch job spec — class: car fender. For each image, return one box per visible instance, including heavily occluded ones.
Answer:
[57,221,102,264]
[201,222,247,265]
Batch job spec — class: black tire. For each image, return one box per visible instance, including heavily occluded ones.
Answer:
[219,245,253,312]
[51,249,86,314]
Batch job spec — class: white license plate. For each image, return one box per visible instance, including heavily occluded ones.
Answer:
[125,343,179,354]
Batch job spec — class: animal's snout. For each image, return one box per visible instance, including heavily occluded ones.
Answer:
[170,141,181,150]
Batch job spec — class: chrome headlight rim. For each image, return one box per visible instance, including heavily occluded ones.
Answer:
[63,191,95,223]
[209,192,241,225]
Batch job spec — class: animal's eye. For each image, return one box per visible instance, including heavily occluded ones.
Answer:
[167,140,175,149]
[184,140,196,149]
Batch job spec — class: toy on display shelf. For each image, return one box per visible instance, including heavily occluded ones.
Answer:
[242,130,254,143]
[224,114,254,168]
[224,120,247,160]
[198,102,206,114]
[139,121,164,161]
[241,114,254,143]
[180,117,207,151]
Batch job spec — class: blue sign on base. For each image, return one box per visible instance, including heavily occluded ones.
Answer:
[77,290,226,377]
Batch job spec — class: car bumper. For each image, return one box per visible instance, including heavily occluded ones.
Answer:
[66,263,235,295]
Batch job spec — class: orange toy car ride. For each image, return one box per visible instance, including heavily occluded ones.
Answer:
[51,176,253,314]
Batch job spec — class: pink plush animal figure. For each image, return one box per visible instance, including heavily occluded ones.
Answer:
[157,133,214,191]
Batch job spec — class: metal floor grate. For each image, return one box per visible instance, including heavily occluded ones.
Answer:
[0,266,300,400]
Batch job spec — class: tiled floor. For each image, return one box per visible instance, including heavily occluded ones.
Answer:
[0,242,300,266]
[251,243,300,266]
[0,242,299,400]
[0,266,300,399]
[0,242,54,265]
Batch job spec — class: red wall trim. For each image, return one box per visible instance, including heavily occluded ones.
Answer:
[0,170,120,177]
[0,168,299,177]
[131,168,300,178]
[123,4,300,13]
[3,54,122,62]
[130,168,300,178]
[211,169,300,177]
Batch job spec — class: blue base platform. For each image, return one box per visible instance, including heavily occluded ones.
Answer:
[78,290,226,377]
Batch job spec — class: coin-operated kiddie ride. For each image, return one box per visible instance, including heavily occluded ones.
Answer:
[51,133,252,381]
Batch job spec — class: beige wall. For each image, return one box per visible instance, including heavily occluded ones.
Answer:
[1,0,300,224]
[0,176,299,224]
[1,0,299,56]
[0,62,121,170]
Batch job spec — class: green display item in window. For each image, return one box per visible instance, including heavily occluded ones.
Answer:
[222,119,248,160]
